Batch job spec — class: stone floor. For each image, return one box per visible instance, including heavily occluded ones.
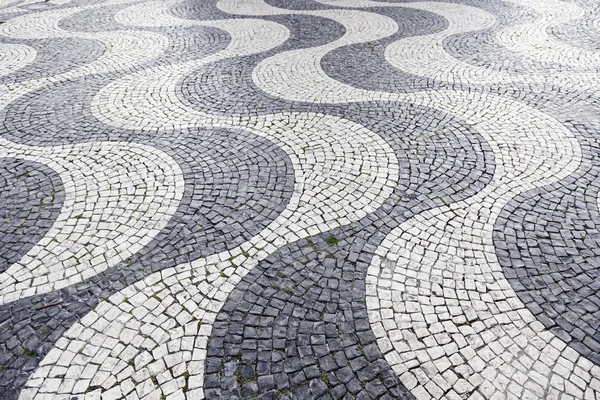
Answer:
[0,0,600,399]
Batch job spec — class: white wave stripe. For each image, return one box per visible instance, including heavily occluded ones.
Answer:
[85,0,421,127]
[0,0,169,115]
[0,4,170,76]
[0,0,41,15]
[225,0,595,106]
[382,1,511,86]
[18,111,400,399]
[90,17,290,130]
[312,0,600,92]
[0,0,124,15]
[0,0,20,10]
[497,0,595,67]
[0,0,140,38]
[365,92,600,399]
[217,0,481,103]
[63,30,169,78]
[1,7,84,38]
[217,0,401,103]
[217,0,394,35]
[0,42,36,78]
[320,0,600,69]
[114,0,209,27]
[0,138,185,305]
[382,1,600,87]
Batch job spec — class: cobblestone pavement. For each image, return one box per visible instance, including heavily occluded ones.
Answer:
[1,0,600,399]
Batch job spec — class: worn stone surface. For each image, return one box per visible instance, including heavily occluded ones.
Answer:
[1,0,600,399]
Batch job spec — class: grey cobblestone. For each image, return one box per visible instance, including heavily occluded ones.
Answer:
[1,0,600,399]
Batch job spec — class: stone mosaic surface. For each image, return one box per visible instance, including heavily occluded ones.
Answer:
[1,0,600,398]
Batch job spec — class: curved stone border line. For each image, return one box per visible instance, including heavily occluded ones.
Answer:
[0,138,185,304]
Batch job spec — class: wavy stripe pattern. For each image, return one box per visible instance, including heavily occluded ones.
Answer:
[1,0,600,399]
